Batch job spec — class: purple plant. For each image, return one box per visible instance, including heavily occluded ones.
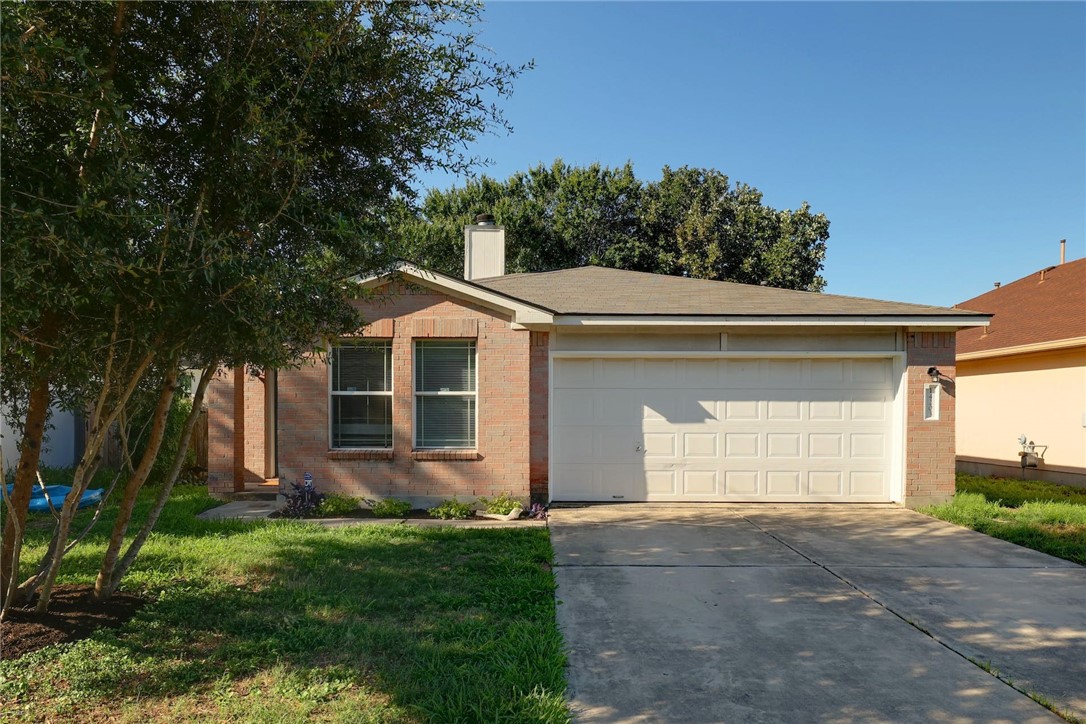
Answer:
[527,503,549,520]
[282,479,325,519]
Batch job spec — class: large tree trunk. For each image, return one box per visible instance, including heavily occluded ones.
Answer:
[93,360,179,601]
[103,363,215,598]
[0,374,52,614]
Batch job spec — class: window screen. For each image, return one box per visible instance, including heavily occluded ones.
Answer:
[415,340,476,448]
[330,341,392,448]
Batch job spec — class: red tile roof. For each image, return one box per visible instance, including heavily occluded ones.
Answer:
[956,256,1086,356]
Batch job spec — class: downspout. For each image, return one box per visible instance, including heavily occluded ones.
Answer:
[264,369,277,480]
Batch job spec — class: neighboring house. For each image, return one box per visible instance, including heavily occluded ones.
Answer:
[207,221,989,508]
[955,255,1086,487]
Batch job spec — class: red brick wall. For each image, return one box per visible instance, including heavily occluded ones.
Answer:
[904,331,957,506]
[207,366,266,496]
[275,280,532,505]
[529,331,549,502]
[207,368,234,496]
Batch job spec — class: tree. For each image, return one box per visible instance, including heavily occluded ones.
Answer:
[394,161,830,291]
[1,0,528,611]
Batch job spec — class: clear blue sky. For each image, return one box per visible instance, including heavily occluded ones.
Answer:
[415,1,1085,307]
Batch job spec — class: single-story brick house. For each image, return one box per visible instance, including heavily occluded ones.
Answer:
[208,220,990,508]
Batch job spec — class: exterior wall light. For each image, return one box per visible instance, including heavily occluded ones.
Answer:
[926,366,941,382]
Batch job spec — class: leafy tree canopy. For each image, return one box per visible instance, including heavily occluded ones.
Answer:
[394,161,830,291]
[0,0,527,609]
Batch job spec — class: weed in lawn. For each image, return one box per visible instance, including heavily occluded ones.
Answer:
[316,493,360,518]
[366,498,412,518]
[478,492,522,515]
[428,498,474,520]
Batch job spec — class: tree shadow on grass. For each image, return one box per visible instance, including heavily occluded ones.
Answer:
[4,524,568,722]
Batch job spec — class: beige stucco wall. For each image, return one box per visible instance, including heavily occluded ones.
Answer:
[956,347,1086,471]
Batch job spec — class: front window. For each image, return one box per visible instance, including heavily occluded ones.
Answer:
[415,340,476,448]
[330,341,392,448]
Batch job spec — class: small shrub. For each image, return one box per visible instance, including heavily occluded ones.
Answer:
[316,494,359,518]
[366,498,412,518]
[281,480,325,519]
[477,492,521,515]
[527,503,549,520]
[428,498,474,520]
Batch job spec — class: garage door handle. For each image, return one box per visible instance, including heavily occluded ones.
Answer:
[635,443,643,452]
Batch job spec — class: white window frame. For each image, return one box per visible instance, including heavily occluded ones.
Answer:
[413,339,478,449]
[923,382,940,421]
[328,340,393,449]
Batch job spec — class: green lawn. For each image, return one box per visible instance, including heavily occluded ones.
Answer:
[923,474,1086,565]
[1,486,569,722]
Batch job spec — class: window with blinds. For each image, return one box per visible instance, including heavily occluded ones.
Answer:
[330,341,392,448]
[415,340,476,448]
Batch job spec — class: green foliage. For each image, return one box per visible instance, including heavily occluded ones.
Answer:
[478,492,522,515]
[0,485,568,721]
[922,475,1086,565]
[954,473,1086,507]
[127,386,194,484]
[366,498,412,518]
[428,498,475,520]
[0,0,528,600]
[394,160,829,291]
[316,494,360,518]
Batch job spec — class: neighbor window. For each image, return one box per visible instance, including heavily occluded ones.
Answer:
[923,383,940,421]
[330,341,392,448]
[414,340,476,448]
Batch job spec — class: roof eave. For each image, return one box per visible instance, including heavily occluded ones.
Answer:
[552,314,991,328]
[353,262,555,325]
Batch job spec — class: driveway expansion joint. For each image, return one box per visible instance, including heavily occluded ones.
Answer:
[734,511,1067,718]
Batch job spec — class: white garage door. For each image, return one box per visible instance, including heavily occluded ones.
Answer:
[552,357,899,502]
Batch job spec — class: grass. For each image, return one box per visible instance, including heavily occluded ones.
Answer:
[923,474,1086,565]
[1,483,568,722]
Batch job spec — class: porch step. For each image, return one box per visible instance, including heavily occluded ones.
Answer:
[227,490,279,502]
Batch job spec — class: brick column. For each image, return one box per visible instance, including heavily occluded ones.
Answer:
[529,331,549,503]
[904,331,957,507]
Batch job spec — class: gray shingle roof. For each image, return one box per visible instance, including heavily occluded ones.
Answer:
[474,266,983,317]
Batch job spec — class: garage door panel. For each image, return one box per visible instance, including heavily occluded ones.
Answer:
[850,471,886,496]
[645,470,677,495]
[683,432,718,458]
[552,357,896,502]
[683,470,718,495]
[724,470,760,495]
[809,471,843,496]
[767,433,802,458]
[724,399,760,420]
[766,471,803,496]
[643,432,677,458]
[555,389,594,424]
[554,426,596,462]
[725,433,760,458]
[767,400,802,420]
[851,433,884,458]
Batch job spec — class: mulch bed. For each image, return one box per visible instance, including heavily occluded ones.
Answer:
[271,508,447,520]
[2,584,147,661]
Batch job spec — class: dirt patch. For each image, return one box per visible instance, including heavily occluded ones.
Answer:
[1,584,147,661]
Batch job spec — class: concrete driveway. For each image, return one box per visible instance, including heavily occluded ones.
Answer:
[550,505,1086,723]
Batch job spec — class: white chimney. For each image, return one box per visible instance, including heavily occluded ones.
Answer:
[463,214,505,280]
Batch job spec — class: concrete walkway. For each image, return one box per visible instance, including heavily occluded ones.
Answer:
[551,505,1085,723]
